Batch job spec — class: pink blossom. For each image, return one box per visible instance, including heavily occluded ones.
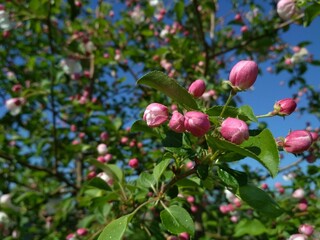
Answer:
[277,0,296,20]
[284,130,313,154]
[184,111,211,137]
[229,60,258,90]
[143,103,169,127]
[292,188,305,199]
[128,158,139,169]
[220,117,249,145]
[188,79,206,98]
[168,111,185,133]
[298,224,314,236]
[273,98,297,116]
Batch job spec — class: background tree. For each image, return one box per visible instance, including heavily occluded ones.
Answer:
[0,0,319,239]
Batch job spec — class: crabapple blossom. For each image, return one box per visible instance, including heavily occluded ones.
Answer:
[229,60,258,90]
[97,143,108,155]
[128,158,139,169]
[292,188,305,199]
[288,234,307,240]
[277,0,296,20]
[298,224,314,236]
[273,98,297,116]
[76,228,88,236]
[143,103,169,127]
[168,111,185,133]
[283,130,313,154]
[188,79,206,98]
[5,97,25,116]
[184,111,211,137]
[220,117,249,145]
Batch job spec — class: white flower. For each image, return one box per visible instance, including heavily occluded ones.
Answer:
[292,188,305,199]
[0,211,9,224]
[291,48,309,64]
[5,98,24,116]
[60,58,82,75]
[0,10,11,30]
[97,172,113,185]
[130,6,145,24]
[224,189,235,202]
[149,0,160,6]
[160,28,169,38]
[97,143,108,155]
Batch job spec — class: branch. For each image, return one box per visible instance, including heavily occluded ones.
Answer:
[261,157,304,180]
[0,151,78,190]
[192,0,210,76]
[212,13,304,58]
[161,168,197,194]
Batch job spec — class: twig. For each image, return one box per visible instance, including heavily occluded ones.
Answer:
[192,0,210,76]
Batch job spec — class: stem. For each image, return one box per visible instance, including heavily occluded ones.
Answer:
[161,168,197,194]
[219,90,236,118]
[256,112,274,119]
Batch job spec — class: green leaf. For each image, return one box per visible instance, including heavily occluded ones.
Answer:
[98,214,132,240]
[137,172,156,189]
[160,205,195,235]
[206,129,279,177]
[241,129,279,178]
[162,131,183,148]
[153,158,171,183]
[174,1,184,21]
[196,164,209,180]
[238,105,258,122]
[217,166,248,191]
[137,71,198,110]
[131,120,159,137]
[234,219,268,237]
[304,3,320,27]
[85,177,111,191]
[238,185,283,218]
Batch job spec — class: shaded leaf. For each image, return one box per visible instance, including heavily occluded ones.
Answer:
[137,71,198,110]
[234,219,268,237]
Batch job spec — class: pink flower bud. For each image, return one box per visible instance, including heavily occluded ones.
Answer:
[87,171,96,180]
[184,111,211,137]
[104,153,113,162]
[190,205,198,213]
[309,131,318,142]
[220,117,249,145]
[292,188,305,199]
[128,158,139,169]
[273,98,297,116]
[277,0,296,20]
[240,25,248,33]
[179,232,189,240]
[284,130,313,154]
[120,136,129,144]
[186,196,195,204]
[100,131,109,141]
[299,224,314,236]
[66,233,76,240]
[230,215,239,223]
[298,202,308,211]
[261,183,268,189]
[76,228,88,236]
[288,234,307,240]
[70,124,77,132]
[168,111,185,133]
[229,60,258,90]
[188,79,206,98]
[97,156,106,163]
[97,143,108,155]
[143,103,169,127]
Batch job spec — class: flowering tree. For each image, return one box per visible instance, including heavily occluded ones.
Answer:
[0,0,319,239]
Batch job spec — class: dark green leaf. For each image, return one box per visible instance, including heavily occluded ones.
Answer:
[137,71,198,110]
[217,166,247,191]
[174,1,184,21]
[238,185,283,218]
[162,131,183,148]
[206,105,257,122]
[196,164,209,180]
[131,120,159,137]
[206,129,279,177]
[160,205,195,235]
[86,177,111,191]
[304,3,320,27]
